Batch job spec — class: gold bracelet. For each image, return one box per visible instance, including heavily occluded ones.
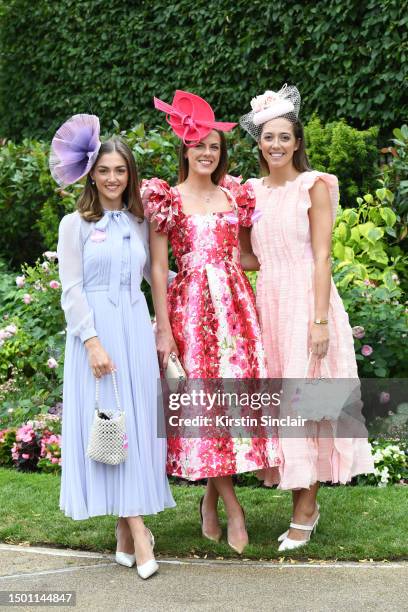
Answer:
[314,319,328,325]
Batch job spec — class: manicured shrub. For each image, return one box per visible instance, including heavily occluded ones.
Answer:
[0,0,406,141]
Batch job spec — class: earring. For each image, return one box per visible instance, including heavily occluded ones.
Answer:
[91,179,95,185]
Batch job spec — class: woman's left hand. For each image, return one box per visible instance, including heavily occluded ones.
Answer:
[310,324,329,358]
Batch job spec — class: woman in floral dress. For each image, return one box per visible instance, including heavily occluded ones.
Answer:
[143,90,278,553]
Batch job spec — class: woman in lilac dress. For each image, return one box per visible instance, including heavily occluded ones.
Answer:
[52,114,175,579]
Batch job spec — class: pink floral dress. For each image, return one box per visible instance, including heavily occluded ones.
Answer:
[143,177,279,480]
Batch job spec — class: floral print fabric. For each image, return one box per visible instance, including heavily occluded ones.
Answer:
[143,177,279,480]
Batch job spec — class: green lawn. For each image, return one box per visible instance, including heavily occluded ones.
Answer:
[0,468,407,561]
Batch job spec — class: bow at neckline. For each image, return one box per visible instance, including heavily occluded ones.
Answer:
[94,210,139,306]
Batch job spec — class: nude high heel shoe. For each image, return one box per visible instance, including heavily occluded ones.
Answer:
[199,496,222,543]
[227,505,248,554]
[136,528,159,580]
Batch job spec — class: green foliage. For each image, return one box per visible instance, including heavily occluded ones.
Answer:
[330,186,408,378]
[0,0,406,141]
[332,187,407,290]
[343,284,407,378]
[381,124,408,243]
[357,440,408,486]
[304,116,379,205]
[0,139,76,268]
[0,428,16,467]
[0,255,65,424]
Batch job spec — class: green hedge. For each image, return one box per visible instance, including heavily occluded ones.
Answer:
[0,117,380,267]
[0,0,406,141]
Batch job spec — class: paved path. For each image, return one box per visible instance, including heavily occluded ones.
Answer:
[0,544,407,612]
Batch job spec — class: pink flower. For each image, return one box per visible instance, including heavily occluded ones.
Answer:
[361,345,373,357]
[352,326,365,339]
[23,293,32,304]
[379,391,390,404]
[49,280,60,289]
[51,457,59,464]
[15,275,25,288]
[90,230,107,243]
[22,453,30,460]
[5,324,17,335]
[47,357,58,369]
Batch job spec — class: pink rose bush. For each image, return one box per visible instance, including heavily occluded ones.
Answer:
[5,414,62,473]
[361,344,374,357]
[352,326,365,339]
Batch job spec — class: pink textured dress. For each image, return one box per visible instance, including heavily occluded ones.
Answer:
[248,171,374,489]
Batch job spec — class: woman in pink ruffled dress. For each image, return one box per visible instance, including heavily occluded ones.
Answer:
[239,85,374,551]
[142,90,279,553]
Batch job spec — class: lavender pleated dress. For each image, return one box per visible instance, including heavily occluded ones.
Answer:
[57,210,175,520]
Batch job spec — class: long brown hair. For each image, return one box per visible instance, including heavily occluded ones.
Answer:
[178,130,228,185]
[258,116,311,175]
[77,137,144,222]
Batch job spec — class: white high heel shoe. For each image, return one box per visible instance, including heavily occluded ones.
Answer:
[136,528,159,580]
[277,529,289,543]
[115,522,136,568]
[277,504,319,544]
[278,510,320,552]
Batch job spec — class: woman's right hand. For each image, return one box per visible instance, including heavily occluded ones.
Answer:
[84,337,116,378]
[155,329,179,371]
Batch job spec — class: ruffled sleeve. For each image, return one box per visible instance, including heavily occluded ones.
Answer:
[300,171,339,226]
[140,177,178,234]
[57,212,97,343]
[220,174,257,227]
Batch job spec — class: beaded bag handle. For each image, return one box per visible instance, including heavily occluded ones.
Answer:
[95,370,121,412]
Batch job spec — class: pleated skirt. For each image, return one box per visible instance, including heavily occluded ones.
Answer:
[60,287,176,520]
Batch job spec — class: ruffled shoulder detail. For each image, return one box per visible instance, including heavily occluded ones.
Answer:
[299,171,339,225]
[220,174,256,227]
[140,177,179,234]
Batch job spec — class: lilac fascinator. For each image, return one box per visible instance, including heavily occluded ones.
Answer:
[49,114,101,186]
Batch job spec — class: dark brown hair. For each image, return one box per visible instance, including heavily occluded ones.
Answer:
[178,130,228,185]
[77,137,144,222]
[258,116,311,175]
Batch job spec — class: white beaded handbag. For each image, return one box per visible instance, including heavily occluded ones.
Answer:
[86,371,128,465]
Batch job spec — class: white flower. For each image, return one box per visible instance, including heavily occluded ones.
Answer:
[41,261,50,272]
[43,251,58,261]
[15,275,25,288]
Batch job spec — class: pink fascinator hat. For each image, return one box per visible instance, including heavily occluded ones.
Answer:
[153,90,237,146]
[240,84,301,140]
[49,114,101,186]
